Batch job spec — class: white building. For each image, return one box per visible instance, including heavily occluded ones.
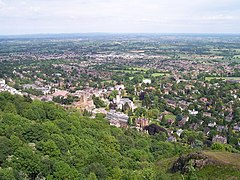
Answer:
[176,129,184,137]
[106,110,129,124]
[0,79,6,85]
[113,95,137,110]
[114,84,125,91]
[188,109,198,115]
[143,79,151,84]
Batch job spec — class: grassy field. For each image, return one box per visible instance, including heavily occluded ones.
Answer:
[131,67,149,71]
[114,67,170,78]
[113,70,139,73]
[152,73,169,77]
[205,76,240,81]
[165,114,176,120]
[195,151,240,179]
[202,151,240,167]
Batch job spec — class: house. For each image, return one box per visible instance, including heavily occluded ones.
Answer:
[208,122,216,128]
[143,79,151,84]
[176,129,184,137]
[163,89,169,95]
[203,112,212,117]
[41,95,53,102]
[178,116,189,127]
[135,118,149,130]
[188,109,198,115]
[0,79,5,85]
[216,125,228,132]
[109,119,121,128]
[200,97,208,103]
[167,119,175,125]
[189,123,199,130]
[233,124,240,132]
[167,99,177,108]
[73,99,95,111]
[204,127,211,135]
[225,114,233,122]
[212,135,227,144]
[168,136,177,142]
[114,84,125,91]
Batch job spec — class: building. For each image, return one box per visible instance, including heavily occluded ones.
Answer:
[114,84,125,91]
[188,109,198,115]
[135,118,149,130]
[0,79,22,96]
[113,95,137,111]
[212,135,227,144]
[0,79,6,85]
[52,90,69,98]
[106,110,129,127]
[143,79,151,84]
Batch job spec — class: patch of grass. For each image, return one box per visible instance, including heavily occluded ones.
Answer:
[165,114,176,120]
[131,67,149,71]
[113,70,139,73]
[152,73,169,77]
[205,76,240,81]
[202,151,240,167]
[195,165,240,179]
[102,80,112,83]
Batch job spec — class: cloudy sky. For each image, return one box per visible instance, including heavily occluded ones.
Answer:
[0,0,239,35]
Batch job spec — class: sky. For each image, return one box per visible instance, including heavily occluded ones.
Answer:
[0,0,240,35]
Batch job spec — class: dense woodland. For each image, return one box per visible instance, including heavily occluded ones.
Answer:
[0,92,186,179]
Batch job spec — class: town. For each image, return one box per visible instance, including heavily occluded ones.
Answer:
[1,34,240,151]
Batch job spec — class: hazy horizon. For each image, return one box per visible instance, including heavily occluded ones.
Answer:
[0,0,240,35]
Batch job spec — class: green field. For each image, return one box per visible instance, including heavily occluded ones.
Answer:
[202,151,240,167]
[131,67,150,71]
[152,73,169,77]
[102,80,112,83]
[165,114,176,120]
[113,70,139,73]
[114,67,170,77]
[205,76,240,81]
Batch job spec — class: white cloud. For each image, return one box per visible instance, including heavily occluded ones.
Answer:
[0,0,239,34]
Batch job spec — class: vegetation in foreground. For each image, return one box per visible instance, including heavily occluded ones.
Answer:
[0,92,240,179]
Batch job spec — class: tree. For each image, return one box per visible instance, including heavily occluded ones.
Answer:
[37,140,61,157]
[122,102,131,113]
[85,163,107,180]
[135,107,147,117]
[4,103,17,114]
[53,161,79,180]
[12,146,42,180]
[0,137,13,165]
[92,96,106,108]
[0,168,15,180]
[147,109,160,119]
[109,90,118,101]
[87,172,98,180]
[143,94,151,109]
